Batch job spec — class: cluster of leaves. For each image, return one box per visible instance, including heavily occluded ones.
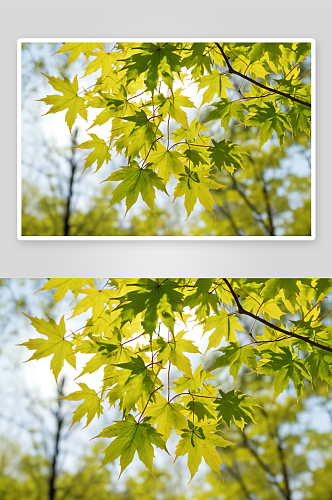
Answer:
[38,41,311,220]
[20,278,332,481]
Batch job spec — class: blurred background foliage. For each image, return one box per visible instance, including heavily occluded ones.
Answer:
[20,43,311,237]
[1,280,331,500]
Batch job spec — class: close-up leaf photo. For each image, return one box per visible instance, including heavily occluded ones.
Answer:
[18,40,313,238]
[2,278,332,500]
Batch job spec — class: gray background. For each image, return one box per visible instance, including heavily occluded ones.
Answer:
[2,0,330,277]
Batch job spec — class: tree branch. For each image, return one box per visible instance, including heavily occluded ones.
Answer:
[215,43,311,108]
[222,279,332,354]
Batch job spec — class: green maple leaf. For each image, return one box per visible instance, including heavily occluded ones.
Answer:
[74,134,111,173]
[61,382,103,429]
[76,330,135,379]
[262,279,300,309]
[123,43,182,92]
[215,389,259,430]
[82,48,119,79]
[287,104,311,138]
[37,278,94,305]
[185,400,215,422]
[181,43,212,78]
[69,285,116,321]
[171,116,209,143]
[197,68,233,105]
[293,42,311,63]
[122,110,161,159]
[174,420,232,482]
[245,102,291,149]
[19,315,76,382]
[249,43,283,71]
[87,85,139,129]
[211,342,257,381]
[154,88,196,127]
[203,309,244,351]
[315,278,332,301]
[193,278,215,296]
[96,414,169,477]
[153,330,201,376]
[258,346,311,401]
[38,73,87,132]
[105,163,168,216]
[108,355,162,412]
[209,139,247,174]
[53,42,103,65]
[144,393,187,440]
[305,350,332,387]
[179,144,210,168]
[173,166,223,220]
[204,98,247,132]
[148,144,184,183]
[115,278,184,335]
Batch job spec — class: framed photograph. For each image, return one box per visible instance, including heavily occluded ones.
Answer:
[18,39,315,240]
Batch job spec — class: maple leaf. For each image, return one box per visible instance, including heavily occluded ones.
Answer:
[53,42,103,65]
[249,43,283,71]
[76,330,135,379]
[203,309,244,351]
[121,110,161,159]
[171,116,209,143]
[287,104,311,138]
[181,43,213,78]
[95,414,169,477]
[184,400,216,422]
[116,279,184,335]
[245,102,292,149]
[19,315,75,382]
[37,278,94,304]
[38,74,87,132]
[88,87,140,129]
[154,88,196,127]
[108,355,162,412]
[82,48,119,79]
[148,144,185,183]
[215,389,259,430]
[105,163,168,216]
[74,134,111,173]
[293,42,312,63]
[204,98,247,132]
[258,346,311,401]
[144,393,187,440]
[211,342,257,381]
[172,364,215,394]
[305,350,332,386]
[262,278,301,309]
[69,285,116,321]
[123,43,182,92]
[173,166,224,219]
[197,68,233,105]
[61,382,103,429]
[174,420,232,482]
[209,139,247,174]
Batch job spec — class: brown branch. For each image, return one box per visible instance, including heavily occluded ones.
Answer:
[222,279,332,354]
[214,43,311,108]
